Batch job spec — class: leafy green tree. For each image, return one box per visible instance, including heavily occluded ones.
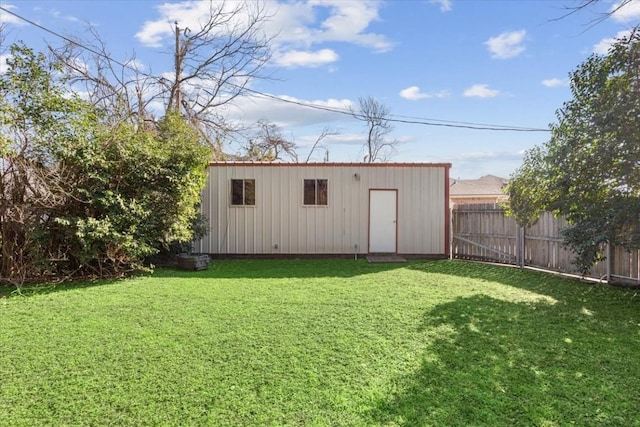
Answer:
[0,43,97,282]
[507,29,640,273]
[1,43,209,284]
[56,112,209,274]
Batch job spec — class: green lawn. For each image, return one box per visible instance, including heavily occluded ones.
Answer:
[1,260,639,426]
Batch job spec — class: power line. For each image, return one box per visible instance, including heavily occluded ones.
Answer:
[1,5,164,85]
[1,6,550,133]
[243,89,549,132]
[382,112,545,131]
[1,6,135,72]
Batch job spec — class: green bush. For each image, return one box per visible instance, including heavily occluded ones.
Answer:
[0,44,209,284]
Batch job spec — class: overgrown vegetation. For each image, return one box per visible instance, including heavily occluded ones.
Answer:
[1,1,278,284]
[51,0,272,157]
[507,29,640,273]
[0,44,209,285]
[1,260,639,426]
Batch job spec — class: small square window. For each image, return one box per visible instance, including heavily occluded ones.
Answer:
[231,179,255,206]
[303,179,328,206]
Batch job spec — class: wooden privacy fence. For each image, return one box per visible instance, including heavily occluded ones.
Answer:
[451,203,640,286]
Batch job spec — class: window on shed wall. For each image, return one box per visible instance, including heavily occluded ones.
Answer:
[303,179,328,206]
[231,179,255,206]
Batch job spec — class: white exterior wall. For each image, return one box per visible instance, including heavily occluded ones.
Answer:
[194,163,449,256]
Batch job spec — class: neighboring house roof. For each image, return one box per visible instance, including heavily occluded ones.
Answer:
[450,174,508,198]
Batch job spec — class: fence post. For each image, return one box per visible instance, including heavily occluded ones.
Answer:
[517,225,525,269]
[449,207,454,260]
[606,243,611,283]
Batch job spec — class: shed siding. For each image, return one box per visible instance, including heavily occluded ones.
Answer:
[195,163,448,256]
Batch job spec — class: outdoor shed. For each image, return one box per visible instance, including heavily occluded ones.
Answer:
[194,162,451,257]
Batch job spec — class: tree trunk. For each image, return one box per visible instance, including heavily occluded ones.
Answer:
[1,217,24,280]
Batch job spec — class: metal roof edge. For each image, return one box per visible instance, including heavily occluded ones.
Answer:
[208,162,452,168]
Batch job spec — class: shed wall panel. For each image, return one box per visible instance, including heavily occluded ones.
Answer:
[194,163,449,256]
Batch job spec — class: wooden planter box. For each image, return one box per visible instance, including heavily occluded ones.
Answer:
[176,254,210,271]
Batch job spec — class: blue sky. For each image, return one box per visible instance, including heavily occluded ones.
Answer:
[2,0,639,178]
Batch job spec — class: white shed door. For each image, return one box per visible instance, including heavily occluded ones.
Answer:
[369,190,397,253]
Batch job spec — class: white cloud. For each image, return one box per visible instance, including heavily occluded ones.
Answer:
[400,86,430,100]
[224,93,354,128]
[136,1,259,47]
[297,132,363,148]
[0,54,10,74]
[0,4,26,25]
[611,0,640,22]
[50,9,79,23]
[264,2,316,46]
[273,49,339,68]
[484,29,526,59]
[463,84,500,98]
[125,59,146,72]
[308,0,393,52]
[430,0,453,12]
[541,78,569,88]
[65,57,90,75]
[593,29,633,54]
[136,21,171,48]
[399,86,448,101]
[136,0,393,68]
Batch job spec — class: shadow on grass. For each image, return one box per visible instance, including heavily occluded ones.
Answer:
[368,275,640,426]
[0,276,130,299]
[152,258,408,280]
[1,258,408,298]
[406,260,624,303]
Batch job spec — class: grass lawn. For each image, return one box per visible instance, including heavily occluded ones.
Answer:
[1,259,639,426]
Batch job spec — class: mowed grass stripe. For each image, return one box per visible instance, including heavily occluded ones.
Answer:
[1,260,639,426]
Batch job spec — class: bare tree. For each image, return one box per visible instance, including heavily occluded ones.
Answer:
[0,22,7,52]
[168,2,272,131]
[50,28,157,127]
[242,119,297,162]
[351,96,398,163]
[50,0,273,155]
[555,0,637,27]
[305,127,339,163]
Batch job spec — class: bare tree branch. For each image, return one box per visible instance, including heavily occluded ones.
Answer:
[49,0,274,158]
[241,119,298,162]
[552,0,637,29]
[168,1,273,129]
[305,127,339,163]
[49,30,159,128]
[350,97,398,163]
